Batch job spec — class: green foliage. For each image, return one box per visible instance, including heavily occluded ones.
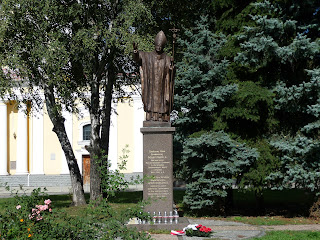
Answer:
[173,17,269,213]
[95,145,144,200]
[212,0,258,35]
[274,69,320,134]
[0,0,155,201]
[0,187,151,239]
[267,135,320,192]
[174,17,236,135]
[234,1,320,194]
[235,1,319,86]
[181,131,258,214]
[171,0,320,214]
[219,0,320,203]
[220,81,276,137]
[0,0,154,106]
[7,186,49,212]
[0,188,51,239]
[239,140,279,194]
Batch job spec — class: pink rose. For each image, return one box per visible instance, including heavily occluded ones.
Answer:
[44,199,52,205]
[16,205,21,210]
[39,205,48,211]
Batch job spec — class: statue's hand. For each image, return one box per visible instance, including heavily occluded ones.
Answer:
[133,42,138,50]
[170,57,174,69]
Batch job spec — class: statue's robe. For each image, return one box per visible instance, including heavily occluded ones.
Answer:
[134,50,174,121]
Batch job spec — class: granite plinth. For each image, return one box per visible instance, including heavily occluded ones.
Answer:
[143,121,171,127]
[141,121,175,215]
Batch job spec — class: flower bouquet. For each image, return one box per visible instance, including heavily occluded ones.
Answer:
[184,224,212,237]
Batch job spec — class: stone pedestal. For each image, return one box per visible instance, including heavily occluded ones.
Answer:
[141,121,175,216]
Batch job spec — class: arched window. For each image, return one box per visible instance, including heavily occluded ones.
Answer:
[83,124,91,141]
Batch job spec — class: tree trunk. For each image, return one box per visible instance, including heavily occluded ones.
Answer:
[255,190,265,215]
[88,76,103,202]
[87,54,116,201]
[44,85,86,206]
[100,69,116,199]
[225,188,234,215]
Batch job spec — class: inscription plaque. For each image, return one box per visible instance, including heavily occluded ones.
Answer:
[146,150,170,197]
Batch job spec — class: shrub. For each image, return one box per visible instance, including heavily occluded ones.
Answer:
[181,131,259,214]
[0,187,151,239]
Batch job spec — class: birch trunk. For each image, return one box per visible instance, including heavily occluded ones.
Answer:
[44,85,86,206]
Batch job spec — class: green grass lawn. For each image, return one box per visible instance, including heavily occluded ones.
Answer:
[0,188,318,226]
[250,231,320,240]
[204,215,319,225]
[207,231,320,240]
[1,184,315,238]
[1,188,320,239]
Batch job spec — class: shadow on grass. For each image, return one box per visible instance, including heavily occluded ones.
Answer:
[1,188,316,219]
[48,191,144,208]
[46,188,316,218]
[231,189,315,217]
[107,189,185,204]
[46,190,185,214]
[108,191,143,203]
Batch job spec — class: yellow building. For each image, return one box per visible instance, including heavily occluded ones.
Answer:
[0,90,144,188]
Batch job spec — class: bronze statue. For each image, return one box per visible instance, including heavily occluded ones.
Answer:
[133,31,175,122]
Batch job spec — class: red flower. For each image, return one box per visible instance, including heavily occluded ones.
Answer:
[196,224,202,229]
[198,226,212,233]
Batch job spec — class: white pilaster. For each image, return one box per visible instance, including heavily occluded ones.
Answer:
[16,103,28,175]
[108,102,118,171]
[61,110,72,174]
[0,101,8,175]
[31,107,44,174]
[132,95,144,172]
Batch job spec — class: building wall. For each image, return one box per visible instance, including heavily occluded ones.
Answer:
[43,104,63,174]
[117,98,135,173]
[0,92,144,187]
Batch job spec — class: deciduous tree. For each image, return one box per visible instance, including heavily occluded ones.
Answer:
[0,0,154,204]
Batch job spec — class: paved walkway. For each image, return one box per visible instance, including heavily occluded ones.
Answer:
[150,219,320,240]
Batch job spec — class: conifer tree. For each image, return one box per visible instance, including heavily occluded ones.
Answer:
[174,18,259,213]
[174,0,320,212]
[235,0,320,198]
